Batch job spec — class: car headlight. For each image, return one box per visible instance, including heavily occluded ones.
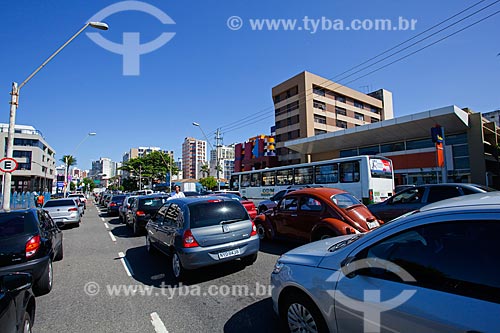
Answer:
[273,260,284,274]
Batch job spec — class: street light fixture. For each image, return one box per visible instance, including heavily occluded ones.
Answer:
[192,122,221,190]
[2,21,108,211]
[64,132,97,197]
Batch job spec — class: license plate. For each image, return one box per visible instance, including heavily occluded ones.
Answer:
[218,248,241,259]
[367,221,380,229]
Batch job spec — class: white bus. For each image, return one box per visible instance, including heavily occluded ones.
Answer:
[229,155,394,204]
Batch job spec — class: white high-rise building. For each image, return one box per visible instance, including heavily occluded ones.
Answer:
[209,144,235,181]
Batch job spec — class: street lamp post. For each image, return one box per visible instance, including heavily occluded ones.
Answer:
[2,21,108,211]
[192,122,221,191]
[63,132,96,197]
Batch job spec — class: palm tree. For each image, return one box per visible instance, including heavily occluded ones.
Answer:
[200,164,210,178]
[60,155,77,176]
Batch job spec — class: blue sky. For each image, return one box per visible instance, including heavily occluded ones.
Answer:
[1,0,499,170]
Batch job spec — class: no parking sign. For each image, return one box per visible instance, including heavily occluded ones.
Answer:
[0,157,19,173]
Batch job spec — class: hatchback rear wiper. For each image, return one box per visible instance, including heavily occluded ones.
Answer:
[220,219,245,225]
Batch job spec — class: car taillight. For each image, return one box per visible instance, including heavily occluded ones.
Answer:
[182,229,199,248]
[110,202,117,207]
[136,210,146,217]
[26,235,41,258]
[250,221,257,236]
[368,189,374,204]
[68,207,78,212]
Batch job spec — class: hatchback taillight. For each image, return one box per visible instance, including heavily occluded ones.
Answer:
[26,235,41,258]
[68,207,78,212]
[250,221,257,236]
[136,210,146,217]
[182,229,199,248]
[110,202,117,207]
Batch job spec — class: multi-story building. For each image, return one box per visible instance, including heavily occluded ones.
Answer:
[182,137,207,179]
[209,144,236,181]
[0,124,56,192]
[482,110,500,127]
[272,71,393,165]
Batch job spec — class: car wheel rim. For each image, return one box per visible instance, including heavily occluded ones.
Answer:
[257,225,266,240]
[287,303,318,333]
[172,254,181,278]
[48,262,53,288]
[23,318,31,333]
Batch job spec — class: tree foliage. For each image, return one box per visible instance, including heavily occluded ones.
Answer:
[82,178,96,193]
[119,151,179,188]
[199,176,217,190]
[200,164,210,178]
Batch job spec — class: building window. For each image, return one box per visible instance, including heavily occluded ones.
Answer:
[339,149,358,157]
[371,117,379,123]
[336,107,347,116]
[359,145,380,155]
[313,86,325,96]
[446,133,467,145]
[370,106,380,114]
[381,142,405,153]
[273,86,298,104]
[314,129,327,135]
[336,95,346,103]
[354,112,364,121]
[314,115,326,124]
[354,100,364,109]
[406,138,434,150]
[313,100,326,110]
[336,120,348,129]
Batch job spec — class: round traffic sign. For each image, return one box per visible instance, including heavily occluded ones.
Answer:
[0,157,19,173]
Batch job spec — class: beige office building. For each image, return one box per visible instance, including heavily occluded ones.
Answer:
[272,71,393,165]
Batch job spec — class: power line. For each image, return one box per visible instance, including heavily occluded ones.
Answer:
[217,0,499,134]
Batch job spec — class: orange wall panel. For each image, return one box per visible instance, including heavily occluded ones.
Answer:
[390,152,437,170]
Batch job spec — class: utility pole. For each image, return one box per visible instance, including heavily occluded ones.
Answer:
[139,165,142,190]
[215,128,222,191]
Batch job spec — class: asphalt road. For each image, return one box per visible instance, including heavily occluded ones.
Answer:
[35,200,297,333]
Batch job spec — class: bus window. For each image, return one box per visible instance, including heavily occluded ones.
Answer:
[241,174,251,188]
[230,175,239,190]
[315,164,338,184]
[370,158,393,179]
[340,161,360,183]
[276,169,293,186]
[262,171,276,186]
[294,166,314,185]
[250,173,261,187]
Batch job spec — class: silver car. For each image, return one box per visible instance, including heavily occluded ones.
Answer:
[146,196,260,281]
[271,192,500,333]
[43,198,82,227]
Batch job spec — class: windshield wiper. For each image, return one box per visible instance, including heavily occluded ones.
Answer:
[220,219,245,225]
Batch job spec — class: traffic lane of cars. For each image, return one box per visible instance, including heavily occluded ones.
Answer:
[36,201,168,333]
[99,203,285,332]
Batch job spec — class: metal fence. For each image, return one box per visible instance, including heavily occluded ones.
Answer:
[0,191,52,210]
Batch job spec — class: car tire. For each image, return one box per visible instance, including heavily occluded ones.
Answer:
[241,253,258,266]
[280,292,328,333]
[171,251,188,281]
[255,222,268,241]
[33,259,53,296]
[133,221,140,236]
[20,311,32,333]
[54,243,63,261]
[146,234,157,255]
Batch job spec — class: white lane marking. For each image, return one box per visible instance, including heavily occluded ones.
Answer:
[108,231,117,242]
[101,217,105,222]
[118,252,133,277]
[150,312,169,333]
[104,223,109,229]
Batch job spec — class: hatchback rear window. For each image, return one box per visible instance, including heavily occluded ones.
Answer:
[139,197,169,209]
[188,200,249,228]
[111,195,127,202]
[0,212,37,238]
[44,200,76,207]
[330,193,362,209]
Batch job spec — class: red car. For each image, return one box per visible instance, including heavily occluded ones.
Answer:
[254,188,381,243]
[209,193,258,220]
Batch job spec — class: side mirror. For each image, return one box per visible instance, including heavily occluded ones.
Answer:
[1,273,32,292]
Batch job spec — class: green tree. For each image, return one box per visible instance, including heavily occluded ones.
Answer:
[82,178,96,193]
[69,182,76,191]
[199,176,217,190]
[119,151,178,187]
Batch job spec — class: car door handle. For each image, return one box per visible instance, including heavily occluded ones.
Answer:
[291,214,297,217]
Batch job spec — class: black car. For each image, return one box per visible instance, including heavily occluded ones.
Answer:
[368,183,496,221]
[126,194,170,236]
[107,194,127,216]
[0,272,35,333]
[0,209,63,296]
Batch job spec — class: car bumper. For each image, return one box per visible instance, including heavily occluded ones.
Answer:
[51,214,80,225]
[0,256,50,282]
[107,207,121,215]
[178,235,260,270]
